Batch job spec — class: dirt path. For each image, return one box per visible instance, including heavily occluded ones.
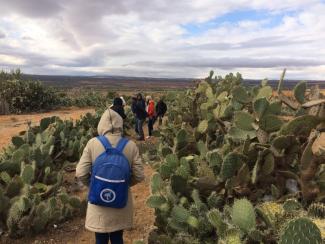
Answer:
[0,108,156,244]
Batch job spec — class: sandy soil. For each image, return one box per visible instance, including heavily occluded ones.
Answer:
[0,108,155,244]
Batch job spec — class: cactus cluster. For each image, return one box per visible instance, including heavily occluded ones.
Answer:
[146,71,325,243]
[0,110,104,237]
[0,70,115,113]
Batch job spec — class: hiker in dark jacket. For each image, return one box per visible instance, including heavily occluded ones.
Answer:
[110,97,126,120]
[134,93,147,141]
[155,97,167,126]
[131,97,139,135]
[131,97,137,114]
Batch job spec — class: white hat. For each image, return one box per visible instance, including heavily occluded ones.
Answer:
[120,96,126,106]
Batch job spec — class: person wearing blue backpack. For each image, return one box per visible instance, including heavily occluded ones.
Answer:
[76,107,144,244]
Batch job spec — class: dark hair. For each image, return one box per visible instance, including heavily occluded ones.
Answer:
[113,97,123,106]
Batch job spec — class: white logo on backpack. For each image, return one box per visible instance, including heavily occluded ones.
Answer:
[100,189,116,203]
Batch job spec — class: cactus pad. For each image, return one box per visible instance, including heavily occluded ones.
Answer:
[293,81,307,104]
[279,115,321,136]
[207,209,227,238]
[40,117,52,131]
[12,136,25,148]
[146,195,167,208]
[171,205,198,228]
[256,202,284,228]
[151,173,163,194]
[231,199,256,233]
[225,229,242,244]
[259,114,283,132]
[279,218,322,244]
[256,86,273,100]
[308,203,325,219]
[228,127,257,141]
[220,153,243,180]
[232,86,251,104]
[69,196,82,208]
[253,97,269,118]
[234,111,255,131]
[312,219,325,240]
[206,150,223,167]
[283,199,302,213]
[197,120,209,133]
[20,164,34,184]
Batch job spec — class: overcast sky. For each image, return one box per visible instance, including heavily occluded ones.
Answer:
[0,0,325,79]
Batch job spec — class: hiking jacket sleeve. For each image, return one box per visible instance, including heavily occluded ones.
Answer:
[129,141,145,186]
[76,140,92,186]
[131,102,137,114]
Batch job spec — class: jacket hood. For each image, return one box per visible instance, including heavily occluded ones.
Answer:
[97,109,123,136]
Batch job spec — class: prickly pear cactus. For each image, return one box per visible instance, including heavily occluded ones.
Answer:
[308,203,325,219]
[146,70,325,244]
[279,218,322,244]
[231,199,256,233]
[207,209,227,238]
[0,109,101,237]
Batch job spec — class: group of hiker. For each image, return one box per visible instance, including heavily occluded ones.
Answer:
[76,93,167,244]
[131,93,167,141]
[108,93,167,141]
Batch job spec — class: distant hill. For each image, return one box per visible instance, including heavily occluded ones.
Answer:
[22,74,325,90]
[22,74,194,91]
[244,79,325,89]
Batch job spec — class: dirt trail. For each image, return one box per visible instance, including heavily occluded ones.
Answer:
[0,108,155,244]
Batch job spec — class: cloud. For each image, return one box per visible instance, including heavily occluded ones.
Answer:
[0,30,5,38]
[129,57,323,69]
[0,0,62,18]
[0,0,325,79]
[185,36,312,51]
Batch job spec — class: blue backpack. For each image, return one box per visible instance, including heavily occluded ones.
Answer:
[88,136,131,208]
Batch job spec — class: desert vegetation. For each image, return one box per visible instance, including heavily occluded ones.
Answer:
[0,70,324,244]
[145,70,325,243]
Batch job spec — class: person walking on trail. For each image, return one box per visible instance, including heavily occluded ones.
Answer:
[155,97,167,126]
[76,108,144,244]
[146,95,155,139]
[134,93,147,141]
[110,97,126,120]
[131,96,139,135]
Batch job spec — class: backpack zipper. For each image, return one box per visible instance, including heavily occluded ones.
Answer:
[95,175,125,183]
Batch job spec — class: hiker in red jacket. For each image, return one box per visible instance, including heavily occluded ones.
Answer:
[146,95,155,139]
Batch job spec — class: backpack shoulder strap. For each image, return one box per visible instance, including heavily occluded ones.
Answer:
[97,136,112,150]
[116,138,129,152]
